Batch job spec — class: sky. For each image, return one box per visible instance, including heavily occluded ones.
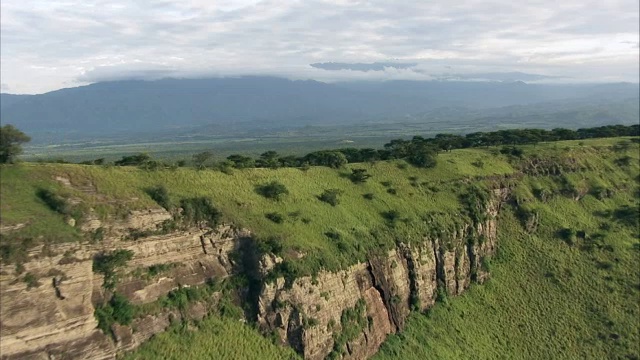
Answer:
[1,0,638,94]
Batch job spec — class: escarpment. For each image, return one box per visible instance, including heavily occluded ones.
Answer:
[256,189,507,360]
[0,183,508,360]
[0,208,244,360]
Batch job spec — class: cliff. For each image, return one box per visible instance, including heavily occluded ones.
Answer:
[256,189,506,359]
[0,208,242,359]
[0,186,507,360]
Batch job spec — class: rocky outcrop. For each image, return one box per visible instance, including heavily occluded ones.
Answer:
[257,189,507,359]
[1,187,509,360]
[0,208,243,360]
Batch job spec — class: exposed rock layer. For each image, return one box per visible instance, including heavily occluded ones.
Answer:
[1,190,507,359]
[0,209,241,360]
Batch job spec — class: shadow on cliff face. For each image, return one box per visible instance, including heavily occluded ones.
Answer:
[232,235,264,323]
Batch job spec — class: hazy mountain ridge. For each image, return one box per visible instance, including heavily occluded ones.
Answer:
[1,77,638,145]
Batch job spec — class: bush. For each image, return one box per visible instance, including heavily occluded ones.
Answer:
[614,155,632,167]
[407,150,437,168]
[363,193,375,200]
[318,189,342,206]
[265,212,284,224]
[145,185,171,210]
[36,188,70,215]
[180,197,221,227]
[325,230,342,241]
[613,205,639,228]
[193,151,213,170]
[23,272,40,289]
[257,236,283,255]
[256,181,289,200]
[460,186,490,223]
[147,263,174,277]
[500,146,524,158]
[93,249,134,289]
[557,228,576,245]
[381,210,401,226]
[115,153,150,166]
[349,169,371,183]
[95,292,135,336]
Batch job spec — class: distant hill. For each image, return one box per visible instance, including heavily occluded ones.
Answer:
[0,93,31,109]
[1,77,638,143]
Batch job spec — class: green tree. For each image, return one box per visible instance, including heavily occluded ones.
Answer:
[0,125,31,164]
[193,151,213,170]
[349,169,371,183]
[114,153,150,166]
[257,151,280,168]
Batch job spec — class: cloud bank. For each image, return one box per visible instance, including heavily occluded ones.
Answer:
[1,0,638,93]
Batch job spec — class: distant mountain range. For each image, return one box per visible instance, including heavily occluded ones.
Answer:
[1,77,638,144]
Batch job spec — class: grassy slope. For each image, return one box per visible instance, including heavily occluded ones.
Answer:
[123,317,299,360]
[2,138,638,359]
[1,146,514,274]
[374,144,640,359]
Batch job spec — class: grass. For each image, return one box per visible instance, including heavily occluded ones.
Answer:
[1,137,638,359]
[123,316,300,360]
[0,145,516,276]
[374,176,640,359]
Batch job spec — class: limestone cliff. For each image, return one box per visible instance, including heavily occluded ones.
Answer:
[1,188,508,360]
[0,209,242,360]
[256,189,507,360]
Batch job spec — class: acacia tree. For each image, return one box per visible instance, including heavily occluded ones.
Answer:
[0,125,31,164]
[193,151,213,170]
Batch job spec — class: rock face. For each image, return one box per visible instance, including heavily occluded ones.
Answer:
[1,189,508,360]
[257,190,506,360]
[0,209,243,360]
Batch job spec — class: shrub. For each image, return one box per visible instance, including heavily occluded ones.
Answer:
[91,227,105,243]
[557,228,576,245]
[93,249,134,289]
[407,150,437,168]
[460,186,490,223]
[363,193,375,200]
[325,230,342,241]
[613,205,639,228]
[265,212,284,224]
[193,151,213,169]
[145,185,171,210]
[115,153,150,166]
[0,237,33,265]
[23,272,40,289]
[180,197,221,227]
[500,146,524,158]
[147,263,174,277]
[256,181,289,200]
[318,189,342,206]
[349,169,371,183]
[36,188,70,215]
[257,236,283,255]
[387,188,398,195]
[95,293,135,336]
[227,154,255,169]
[381,210,401,226]
[614,155,633,167]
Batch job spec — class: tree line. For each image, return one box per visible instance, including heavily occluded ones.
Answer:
[214,124,639,170]
[0,124,637,166]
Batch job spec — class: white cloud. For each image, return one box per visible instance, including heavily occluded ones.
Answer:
[1,0,638,93]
